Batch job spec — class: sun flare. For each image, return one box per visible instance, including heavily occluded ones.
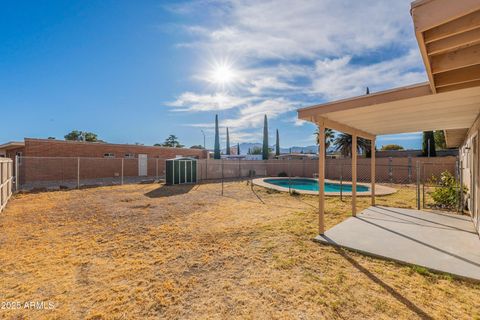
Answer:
[209,62,237,86]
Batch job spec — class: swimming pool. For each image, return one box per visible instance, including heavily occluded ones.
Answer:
[263,178,369,192]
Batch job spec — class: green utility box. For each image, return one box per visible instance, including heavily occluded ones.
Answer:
[165,157,197,185]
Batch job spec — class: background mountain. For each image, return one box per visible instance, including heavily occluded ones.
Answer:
[221,143,320,155]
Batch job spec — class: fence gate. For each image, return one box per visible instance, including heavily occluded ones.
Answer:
[421,160,462,212]
[0,158,13,212]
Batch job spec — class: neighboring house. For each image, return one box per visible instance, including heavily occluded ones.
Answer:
[221,155,246,160]
[0,138,208,184]
[277,153,319,160]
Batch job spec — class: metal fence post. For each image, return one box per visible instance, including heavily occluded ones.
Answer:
[388,157,393,183]
[77,157,80,189]
[416,161,420,210]
[408,156,412,183]
[288,160,291,194]
[221,158,224,196]
[459,159,464,212]
[15,155,19,191]
[121,158,124,185]
[456,158,461,212]
[340,162,343,202]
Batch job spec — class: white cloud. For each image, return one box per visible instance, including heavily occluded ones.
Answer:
[167,92,251,111]
[164,0,427,141]
[175,0,416,60]
[311,49,426,100]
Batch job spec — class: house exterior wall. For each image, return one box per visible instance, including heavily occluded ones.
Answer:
[13,138,208,184]
[459,115,480,232]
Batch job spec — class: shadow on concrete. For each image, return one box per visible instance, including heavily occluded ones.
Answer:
[144,184,195,198]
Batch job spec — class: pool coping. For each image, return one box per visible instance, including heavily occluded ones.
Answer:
[252,177,397,196]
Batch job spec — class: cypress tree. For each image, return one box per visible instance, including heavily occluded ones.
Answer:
[226,127,230,155]
[422,131,436,157]
[214,114,221,159]
[237,142,240,155]
[262,115,269,160]
[275,129,280,157]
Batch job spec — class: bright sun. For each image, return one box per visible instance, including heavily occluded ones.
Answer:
[209,62,237,85]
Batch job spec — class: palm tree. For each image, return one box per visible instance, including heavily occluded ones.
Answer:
[315,128,335,150]
[334,133,370,157]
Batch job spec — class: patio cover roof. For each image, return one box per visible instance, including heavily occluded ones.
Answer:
[298,0,480,148]
[298,83,480,146]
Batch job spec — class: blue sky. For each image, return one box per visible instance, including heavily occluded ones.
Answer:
[0,0,428,149]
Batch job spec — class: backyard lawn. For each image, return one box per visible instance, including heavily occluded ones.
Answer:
[0,181,479,319]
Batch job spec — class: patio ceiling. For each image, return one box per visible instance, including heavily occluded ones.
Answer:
[411,0,480,94]
[298,84,480,145]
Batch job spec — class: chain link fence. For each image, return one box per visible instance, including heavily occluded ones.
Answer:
[16,156,165,190]
[13,156,463,213]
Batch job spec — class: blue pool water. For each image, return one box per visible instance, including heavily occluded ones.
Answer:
[264,178,369,192]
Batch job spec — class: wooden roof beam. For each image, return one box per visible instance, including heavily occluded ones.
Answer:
[314,116,375,141]
[427,27,480,56]
[423,9,480,43]
[434,64,480,87]
[431,42,480,74]
[297,83,431,120]
[436,80,480,93]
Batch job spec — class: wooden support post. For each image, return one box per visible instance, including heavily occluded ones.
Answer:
[318,124,326,234]
[371,136,376,206]
[352,133,357,216]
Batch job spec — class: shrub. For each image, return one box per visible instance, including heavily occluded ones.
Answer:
[429,171,467,209]
[290,190,300,196]
[278,171,288,177]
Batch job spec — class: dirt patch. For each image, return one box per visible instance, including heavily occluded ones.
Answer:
[0,181,478,319]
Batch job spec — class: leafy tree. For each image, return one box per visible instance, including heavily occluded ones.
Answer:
[64,130,98,142]
[333,133,369,157]
[275,129,280,157]
[434,130,446,150]
[381,144,404,151]
[249,146,262,155]
[214,115,221,159]
[237,143,240,155]
[365,139,372,158]
[226,127,231,155]
[262,115,269,160]
[422,131,436,157]
[161,135,184,148]
[190,145,204,149]
[315,128,335,152]
[47,137,56,139]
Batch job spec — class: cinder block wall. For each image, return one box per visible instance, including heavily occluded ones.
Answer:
[19,139,208,183]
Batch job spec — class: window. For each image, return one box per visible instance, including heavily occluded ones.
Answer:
[103,153,115,158]
[124,153,135,159]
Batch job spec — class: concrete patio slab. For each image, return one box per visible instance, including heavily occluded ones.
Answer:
[315,206,480,281]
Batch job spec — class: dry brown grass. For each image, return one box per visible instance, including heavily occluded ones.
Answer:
[0,181,479,319]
